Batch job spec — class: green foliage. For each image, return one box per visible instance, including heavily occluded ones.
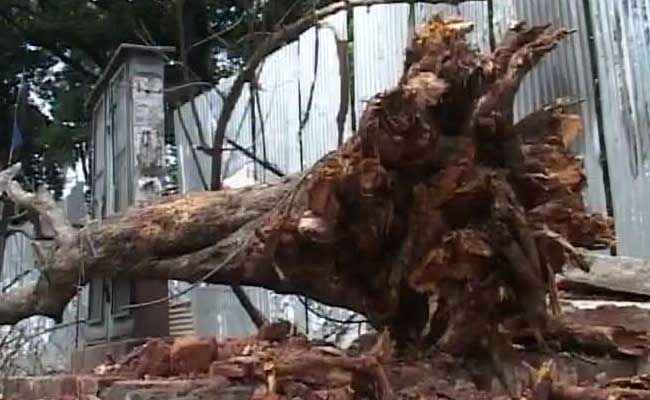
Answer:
[0,0,323,198]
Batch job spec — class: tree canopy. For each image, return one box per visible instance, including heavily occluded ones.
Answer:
[0,0,321,197]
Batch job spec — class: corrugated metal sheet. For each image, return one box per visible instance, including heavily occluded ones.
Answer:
[492,0,609,214]
[491,0,517,39]
[255,42,302,179]
[415,2,458,26]
[174,80,253,193]
[299,12,351,168]
[458,1,490,52]
[416,0,609,217]
[221,80,255,180]
[589,0,650,257]
[190,286,276,339]
[353,4,411,121]
[174,91,214,192]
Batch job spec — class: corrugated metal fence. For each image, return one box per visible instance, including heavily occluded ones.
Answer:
[173,0,650,338]
[588,0,650,257]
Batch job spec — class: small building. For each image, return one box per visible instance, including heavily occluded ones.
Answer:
[76,44,175,370]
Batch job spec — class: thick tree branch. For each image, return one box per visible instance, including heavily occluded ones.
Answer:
[0,164,75,244]
[231,285,268,328]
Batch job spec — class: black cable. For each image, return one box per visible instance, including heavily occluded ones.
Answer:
[296,295,368,325]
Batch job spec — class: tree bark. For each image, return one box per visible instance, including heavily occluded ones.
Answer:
[528,360,650,400]
[0,18,613,353]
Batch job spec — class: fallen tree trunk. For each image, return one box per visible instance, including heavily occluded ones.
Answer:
[0,18,613,353]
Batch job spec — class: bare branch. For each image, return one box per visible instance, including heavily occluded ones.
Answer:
[187,13,246,54]
[1,269,33,293]
[0,164,76,244]
[231,285,268,328]
[0,281,76,324]
[209,0,484,189]
[298,22,321,170]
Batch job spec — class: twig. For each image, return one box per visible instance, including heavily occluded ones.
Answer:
[297,296,368,324]
[277,0,304,27]
[209,0,484,189]
[1,269,33,293]
[231,285,268,328]
[9,210,28,222]
[317,22,350,147]
[138,18,158,47]
[298,21,320,171]
[1,319,85,348]
[176,108,210,190]
[188,13,246,54]
[221,139,285,177]
[487,0,495,51]
[323,313,363,340]
[165,81,221,96]
[253,83,270,175]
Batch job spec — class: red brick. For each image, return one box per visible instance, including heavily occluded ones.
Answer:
[217,338,255,361]
[134,339,171,378]
[209,361,248,379]
[170,335,217,375]
[257,321,291,342]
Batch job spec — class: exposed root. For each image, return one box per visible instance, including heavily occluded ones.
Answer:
[0,17,614,363]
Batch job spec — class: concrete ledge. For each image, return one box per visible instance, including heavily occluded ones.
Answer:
[2,375,250,400]
[2,375,121,400]
[561,253,650,297]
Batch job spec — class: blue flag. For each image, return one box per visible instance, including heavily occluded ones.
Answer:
[11,118,23,152]
[10,76,28,154]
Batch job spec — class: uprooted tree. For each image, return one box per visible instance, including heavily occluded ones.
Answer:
[0,18,613,357]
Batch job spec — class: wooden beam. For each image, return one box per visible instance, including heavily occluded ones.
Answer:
[560,253,650,297]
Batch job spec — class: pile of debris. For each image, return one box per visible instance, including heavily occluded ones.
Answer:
[5,309,650,400]
[93,321,401,400]
[74,316,650,400]
[4,14,650,400]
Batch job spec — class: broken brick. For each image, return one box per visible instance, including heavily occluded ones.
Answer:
[134,339,171,378]
[170,335,217,375]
